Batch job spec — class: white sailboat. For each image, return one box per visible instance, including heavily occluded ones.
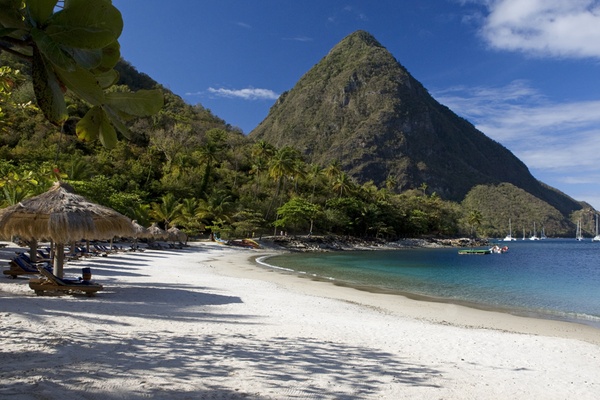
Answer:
[576,219,584,241]
[540,226,547,240]
[503,219,517,241]
[592,214,600,242]
[529,222,540,240]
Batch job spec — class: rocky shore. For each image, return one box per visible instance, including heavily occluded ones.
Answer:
[257,235,490,252]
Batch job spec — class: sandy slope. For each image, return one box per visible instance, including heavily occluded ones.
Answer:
[0,241,598,399]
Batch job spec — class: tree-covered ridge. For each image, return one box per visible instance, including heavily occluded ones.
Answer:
[0,41,590,240]
[0,51,467,239]
[462,183,567,238]
[250,30,582,218]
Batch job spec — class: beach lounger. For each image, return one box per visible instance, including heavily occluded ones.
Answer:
[147,242,164,250]
[3,255,52,279]
[36,249,53,261]
[93,244,112,256]
[29,266,103,297]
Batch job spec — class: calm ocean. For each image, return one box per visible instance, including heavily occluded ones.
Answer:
[259,239,600,328]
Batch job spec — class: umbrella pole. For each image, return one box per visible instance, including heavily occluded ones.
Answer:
[54,243,65,278]
[29,239,38,263]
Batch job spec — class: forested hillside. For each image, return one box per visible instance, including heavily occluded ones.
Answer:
[0,50,591,239]
[250,31,583,218]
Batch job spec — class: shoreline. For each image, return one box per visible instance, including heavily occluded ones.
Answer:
[254,251,600,334]
[1,241,599,398]
[232,249,600,347]
[255,234,489,252]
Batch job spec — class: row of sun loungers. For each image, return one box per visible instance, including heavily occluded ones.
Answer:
[146,241,186,250]
[4,239,186,297]
[3,243,112,296]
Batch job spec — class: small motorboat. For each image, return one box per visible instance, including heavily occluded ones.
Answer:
[490,245,509,254]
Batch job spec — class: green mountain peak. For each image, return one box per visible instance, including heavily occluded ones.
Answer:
[251,31,581,217]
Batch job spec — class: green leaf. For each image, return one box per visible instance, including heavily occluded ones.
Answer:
[31,27,75,72]
[91,41,120,73]
[0,27,18,37]
[26,0,58,26]
[32,47,67,126]
[76,105,102,142]
[76,105,118,148]
[66,47,103,70]
[103,104,131,139]
[0,0,27,30]
[95,69,119,89]
[104,90,164,117]
[99,114,118,149]
[45,0,123,49]
[55,64,105,105]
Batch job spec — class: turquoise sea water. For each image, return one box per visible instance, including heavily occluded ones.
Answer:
[259,239,600,328]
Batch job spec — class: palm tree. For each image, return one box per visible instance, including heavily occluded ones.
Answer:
[196,140,222,196]
[251,139,276,160]
[467,210,483,238]
[290,159,307,194]
[249,157,269,195]
[332,171,355,198]
[323,160,342,182]
[196,189,235,230]
[265,146,299,219]
[128,203,151,227]
[385,174,397,192]
[150,193,183,229]
[249,140,276,196]
[66,157,92,181]
[173,198,204,236]
[305,163,323,202]
[359,180,378,200]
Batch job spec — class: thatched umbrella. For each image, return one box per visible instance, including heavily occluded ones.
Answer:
[131,220,149,239]
[147,222,168,240]
[130,220,148,250]
[167,226,187,243]
[0,182,134,277]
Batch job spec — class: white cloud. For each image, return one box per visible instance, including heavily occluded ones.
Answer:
[236,22,252,29]
[283,36,313,42]
[343,5,368,21]
[432,81,600,173]
[471,0,600,58]
[207,87,280,100]
[434,81,600,207]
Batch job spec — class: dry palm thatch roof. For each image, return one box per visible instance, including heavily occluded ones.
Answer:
[131,220,149,239]
[147,222,168,240]
[0,181,134,243]
[167,226,187,242]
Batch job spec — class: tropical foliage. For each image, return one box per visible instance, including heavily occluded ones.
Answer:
[0,13,587,240]
[0,0,163,147]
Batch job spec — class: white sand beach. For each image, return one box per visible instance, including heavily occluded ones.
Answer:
[1,241,599,399]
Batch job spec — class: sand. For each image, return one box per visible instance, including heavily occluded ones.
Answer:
[0,241,598,399]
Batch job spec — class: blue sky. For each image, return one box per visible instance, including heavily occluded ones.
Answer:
[112,0,600,210]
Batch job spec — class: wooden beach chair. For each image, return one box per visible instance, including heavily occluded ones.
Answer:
[3,255,52,279]
[29,266,103,297]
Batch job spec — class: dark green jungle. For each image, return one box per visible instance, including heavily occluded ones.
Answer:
[1,31,595,240]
